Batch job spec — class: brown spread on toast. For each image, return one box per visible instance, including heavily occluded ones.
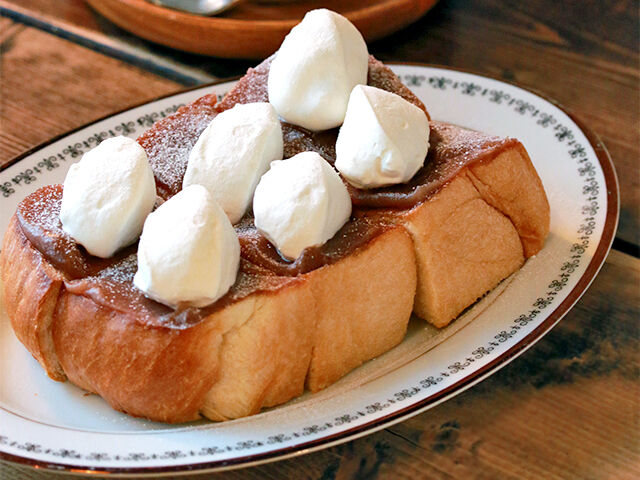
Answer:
[2,48,550,422]
[16,57,523,327]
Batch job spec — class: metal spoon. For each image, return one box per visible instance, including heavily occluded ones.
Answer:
[148,0,241,16]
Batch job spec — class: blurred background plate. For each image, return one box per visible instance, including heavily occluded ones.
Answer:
[84,0,439,58]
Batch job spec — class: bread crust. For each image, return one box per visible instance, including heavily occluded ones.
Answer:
[403,173,525,327]
[201,278,316,421]
[466,142,550,257]
[2,212,417,422]
[2,217,66,381]
[401,142,548,327]
[305,226,417,392]
[0,58,549,422]
[0,134,548,422]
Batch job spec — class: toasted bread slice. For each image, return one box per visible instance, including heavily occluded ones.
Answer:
[208,56,550,328]
[0,55,549,423]
[3,213,314,422]
[399,128,549,327]
[2,195,416,422]
[203,224,416,418]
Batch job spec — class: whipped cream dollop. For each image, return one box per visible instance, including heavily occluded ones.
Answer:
[183,102,283,224]
[59,136,156,258]
[267,9,368,131]
[253,152,352,260]
[134,184,240,308]
[335,85,430,189]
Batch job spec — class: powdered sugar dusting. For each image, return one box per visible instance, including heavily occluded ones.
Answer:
[215,57,271,112]
[430,121,508,164]
[367,56,428,116]
[18,184,65,235]
[95,253,138,284]
[16,184,89,276]
[138,94,218,199]
[16,57,517,330]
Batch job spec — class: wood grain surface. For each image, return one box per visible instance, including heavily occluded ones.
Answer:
[0,0,639,478]
[0,20,180,161]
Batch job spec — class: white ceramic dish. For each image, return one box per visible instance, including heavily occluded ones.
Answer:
[0,65,618,476]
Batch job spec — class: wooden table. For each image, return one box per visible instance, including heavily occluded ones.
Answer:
[1,1,638,478]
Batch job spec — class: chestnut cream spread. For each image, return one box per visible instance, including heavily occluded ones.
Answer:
[15,56,517,327]
[16,185,298,328]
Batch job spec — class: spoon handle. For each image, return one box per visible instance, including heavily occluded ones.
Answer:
[148,0,240,16]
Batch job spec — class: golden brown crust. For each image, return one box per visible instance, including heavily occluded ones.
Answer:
[467,143,550,257]
[0,57,550,422]
[402,141,547,327]
[1,217,66,381]
[305,226,416,391]
[0,135,549,421]
[3,214,232,422]
[53,291,225,423]
[202,279,316,420]
[203,225,417,418]
[404,174,524,327]
[1,210,417,422]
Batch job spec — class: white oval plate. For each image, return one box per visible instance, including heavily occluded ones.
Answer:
[0,65,618,476]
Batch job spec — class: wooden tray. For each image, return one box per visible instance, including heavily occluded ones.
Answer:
[85,0,438,59]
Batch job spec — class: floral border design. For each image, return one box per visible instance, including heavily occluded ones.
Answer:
[0,73,603,465]
[0,104,185,198]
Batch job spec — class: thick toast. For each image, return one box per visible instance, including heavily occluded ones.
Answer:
[1,56,548,422]
[2,205,416,422]
[139,55,548,328]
